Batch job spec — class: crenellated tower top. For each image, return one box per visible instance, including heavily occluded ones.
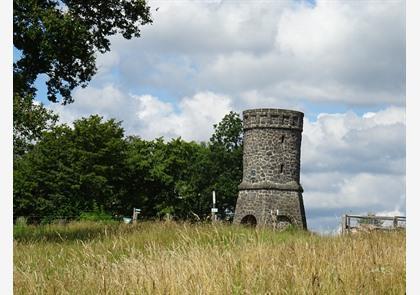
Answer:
[242,108,304,131]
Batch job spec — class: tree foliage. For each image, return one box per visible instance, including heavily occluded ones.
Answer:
[13,0,153,160]
[210,111,243,150]
[13,94,58,157]
[14,112,244,223]
[14,0,153,104]
[123,137,213,219]
[209,111,243,215]
[14,115,127,222]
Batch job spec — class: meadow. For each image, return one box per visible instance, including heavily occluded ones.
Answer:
[14,221,405,294]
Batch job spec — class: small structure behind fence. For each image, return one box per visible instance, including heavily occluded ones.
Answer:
[341,214,406,234]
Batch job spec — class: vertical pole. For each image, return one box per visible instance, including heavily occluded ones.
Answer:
[346,215,349,233]
[341,214,347,235]
[212,191,216,222]
[132,208,140,224]
[393,216,398,229]
[212,191,216,208]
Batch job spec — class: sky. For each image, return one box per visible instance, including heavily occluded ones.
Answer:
[25,0,405,233]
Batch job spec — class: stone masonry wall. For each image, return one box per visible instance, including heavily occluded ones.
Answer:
[234,190,307,229]
[233,108,307,229]
[240,128,302,187]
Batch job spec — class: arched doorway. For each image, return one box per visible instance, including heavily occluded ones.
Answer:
[240,215,257,227]
[276,215,292,230]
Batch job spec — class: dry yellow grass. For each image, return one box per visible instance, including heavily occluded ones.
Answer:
[14,221,405,294]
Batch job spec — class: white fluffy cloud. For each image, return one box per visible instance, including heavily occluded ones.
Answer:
[303,172,405,210]
[50,85,233,141]
[93,0,404,108]
[135,91,233,140]
[302,106,405,174]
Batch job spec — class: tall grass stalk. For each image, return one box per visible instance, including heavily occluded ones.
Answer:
[14,221,405,294]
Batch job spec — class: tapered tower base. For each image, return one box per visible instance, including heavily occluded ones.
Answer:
[233,189,307,229]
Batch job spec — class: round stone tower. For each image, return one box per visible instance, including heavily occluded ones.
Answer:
[233,108,307,229]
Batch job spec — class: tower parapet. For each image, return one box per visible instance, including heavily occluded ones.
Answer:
[242,108,303,131]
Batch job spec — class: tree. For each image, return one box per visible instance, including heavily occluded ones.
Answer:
[13,0,153,158]
[208,111,243,217]
[210,111,243,150]
[124,136,212,219]
[14,123,77,221]
[13,94,58,157]
[14,0,153,104]
[123,136,167,217]
[14,115,127,222]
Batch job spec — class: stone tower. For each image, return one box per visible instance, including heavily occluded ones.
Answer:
[233,108,307,229]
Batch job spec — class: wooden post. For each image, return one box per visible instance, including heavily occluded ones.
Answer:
[132,208,136,223]
[393,216,398,229]
[132,208,141,224]
[341,214,347,235]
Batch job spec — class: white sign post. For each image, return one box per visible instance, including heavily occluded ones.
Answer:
[211,190,217,222]
[132,208,141,223]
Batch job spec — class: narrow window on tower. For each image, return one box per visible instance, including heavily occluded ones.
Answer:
[280,164,284,174]
[281,135,285,144]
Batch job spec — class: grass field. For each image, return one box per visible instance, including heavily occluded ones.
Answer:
[14,221,405,294]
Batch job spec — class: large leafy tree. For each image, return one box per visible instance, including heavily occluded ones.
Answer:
[13,0,153,157]
[124,137,211,219]
[14,115,127,222]
[13,94,58,157]
[210,111,243,150]
[209,111,243,217]
[123,112,243,220]
[14,0,153,103]
[115,112,244,220]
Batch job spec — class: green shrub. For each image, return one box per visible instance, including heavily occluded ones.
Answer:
[14,217,29,238]
[80,211,113,222]
[79,201,114,222]
[15,216,28,226]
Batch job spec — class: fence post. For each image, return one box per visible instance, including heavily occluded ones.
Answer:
[132,208,136,223]
[132,208,141,224]
[393,216,398,229]
[341,214,347,235]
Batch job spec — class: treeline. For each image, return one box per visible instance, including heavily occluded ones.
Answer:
[14,112,243,223]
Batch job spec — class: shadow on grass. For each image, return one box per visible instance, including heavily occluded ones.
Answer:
[13,220,315,245]
[13,221,134,243]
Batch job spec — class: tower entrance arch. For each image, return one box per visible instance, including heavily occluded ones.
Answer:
[240,215,257,227]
